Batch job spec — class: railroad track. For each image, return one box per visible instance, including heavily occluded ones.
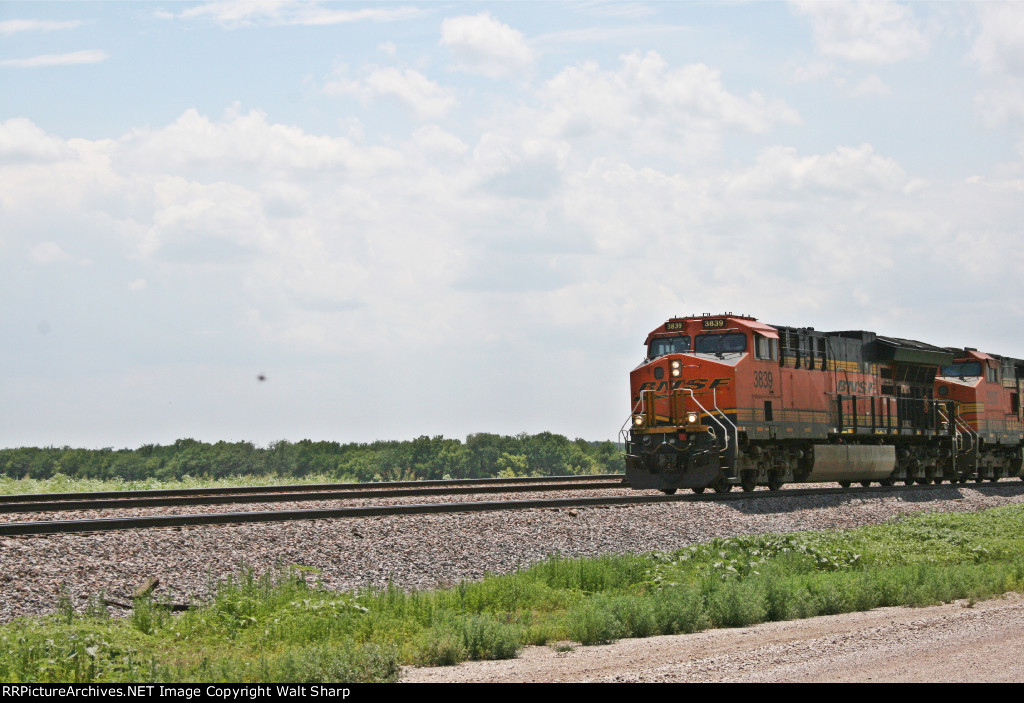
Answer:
[0,474,628,513]
[1,479,1021,537]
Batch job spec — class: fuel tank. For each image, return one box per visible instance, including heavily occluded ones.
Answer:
[804,444,896,482]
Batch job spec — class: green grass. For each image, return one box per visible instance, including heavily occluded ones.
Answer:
[3,504,1024,682]
[0,473,342,495]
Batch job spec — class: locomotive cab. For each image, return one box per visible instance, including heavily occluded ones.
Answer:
[936,349,1024,479]
[624,314,771,492]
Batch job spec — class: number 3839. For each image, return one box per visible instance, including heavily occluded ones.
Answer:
[753,370,774,392]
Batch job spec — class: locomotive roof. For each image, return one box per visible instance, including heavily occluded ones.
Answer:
[872,335,954,366]
[649,317,962,366]
[646,314,778,346]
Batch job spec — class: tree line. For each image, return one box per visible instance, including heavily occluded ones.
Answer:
[0,432,625,483]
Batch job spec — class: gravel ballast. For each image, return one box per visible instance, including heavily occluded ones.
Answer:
[404,593,1024,683]
[1,483,1023,624]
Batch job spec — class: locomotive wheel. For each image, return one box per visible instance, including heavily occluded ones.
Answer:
[860,480,872,488]
[879,478,895,487]
[838,480,851,488]
[661,488,677,495]
[712,478,733,493]
[741,474,756,492]
[767,475,784,491]
[692,486,706,494]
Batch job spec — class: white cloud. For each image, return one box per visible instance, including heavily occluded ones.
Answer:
[0,19,84,34]
[0,50,108,68]
[4,101,1024,444]
[968,4,1024,126]
[530,51,800,163]
[283,6,424,27]
[0,111,476,354]
[144,178,272,265]
[849,74,891,98]
[179,1,424,28]
[324,66,457,120]
[178,0,293,26]
[441,12,534,78]
[790,60,834,82]
[578,2,658,20]
[122,107,409,176]
[556,146,1024,347]
[0,118,75,161]
[726,144,909,197]
[968,3,1024,77]
[793,1,928,63]
[412,125,469,160]
[28,241,69,264]
[974,84,1024,127]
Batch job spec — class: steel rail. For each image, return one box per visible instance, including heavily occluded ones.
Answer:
[0,474,626,505]
[1,480,1020,537]
[0,479,630,513]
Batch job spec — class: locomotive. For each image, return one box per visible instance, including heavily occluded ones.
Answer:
[622,313,1024,493]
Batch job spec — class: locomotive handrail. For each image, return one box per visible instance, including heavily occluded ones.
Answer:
[937,404,977,458]
[618,396,646,452]
[684,388,730,453]
[936,404,962,451]
[953,413,977,453]
[710,387,739,458]
[829,393,980,440]
[623,388,734,461]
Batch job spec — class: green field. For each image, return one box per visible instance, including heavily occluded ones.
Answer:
[3,504,1024,683]
[0,434,624,489]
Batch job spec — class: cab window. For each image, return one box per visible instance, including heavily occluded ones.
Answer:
[695,333,747,354]
[940,362,981,378]
[754,334,778,361]
[650,336,690,358]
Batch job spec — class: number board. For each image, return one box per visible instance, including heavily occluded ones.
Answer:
[665,321,686,331]
[702,318,726,329]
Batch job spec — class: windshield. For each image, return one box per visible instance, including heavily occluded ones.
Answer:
[695,332,747,354]
[940,361,981,378]
[650,336,690,358]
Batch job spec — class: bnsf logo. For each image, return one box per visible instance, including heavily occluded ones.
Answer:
[836,380,876,394]
[635,378,730,396]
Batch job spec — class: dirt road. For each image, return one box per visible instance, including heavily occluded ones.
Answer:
[403,592,1024,682]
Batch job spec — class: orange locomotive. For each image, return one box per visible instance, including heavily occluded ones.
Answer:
[623,313,1024,493]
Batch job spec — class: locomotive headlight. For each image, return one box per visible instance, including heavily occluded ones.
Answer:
[670,360,681,369]
[687,412,698,424]
[670,360,682,377]
[633,414,645,427]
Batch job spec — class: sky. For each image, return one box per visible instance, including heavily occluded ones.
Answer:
[2,1,1024,449]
